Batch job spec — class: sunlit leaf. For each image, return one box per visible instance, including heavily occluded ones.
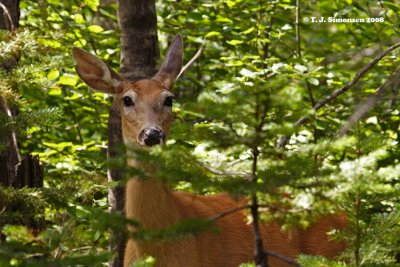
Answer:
[88,25,104,33]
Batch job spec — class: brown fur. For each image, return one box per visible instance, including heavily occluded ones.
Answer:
[123,168,346,267]
[72,35,347,267]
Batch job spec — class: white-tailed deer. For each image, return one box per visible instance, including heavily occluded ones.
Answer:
[72,35,347,267]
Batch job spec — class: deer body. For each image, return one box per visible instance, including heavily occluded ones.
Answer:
[72,35,346,267]
[123,175,346,267]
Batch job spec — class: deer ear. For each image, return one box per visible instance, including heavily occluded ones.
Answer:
[72,47,122,94]
[153,34,183,90]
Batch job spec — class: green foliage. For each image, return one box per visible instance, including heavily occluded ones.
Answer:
[131,256,156,267]
[0,186,114,266]
[297,255,348,267]
[0,186,48,227]
[1,0,399,266]
[334,148,400,265]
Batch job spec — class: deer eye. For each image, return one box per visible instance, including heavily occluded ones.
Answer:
[123,96,134,107]
[163,96,174,107]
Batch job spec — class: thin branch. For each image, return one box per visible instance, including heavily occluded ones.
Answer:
[49,5,85,48]
[277,41,400,147]
[295,0,301,57]
[208,204,251,221]
[265,250,301,267]
[312,42,400,112]
[250,147,268,267]
[227,122,252,147]
[295,0,318,144]
[263,3,276,60]
[209,203,305,222]
[177,44,204,79]
[0,2,15,32]
[199,162,252,179]
[1,97,21,163]
[338,67,400,136]
[306,81,316,110]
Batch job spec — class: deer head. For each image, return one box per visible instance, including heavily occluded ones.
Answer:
[72,34,183,146]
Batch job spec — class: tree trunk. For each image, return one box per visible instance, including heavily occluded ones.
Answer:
[107,100,125,267]
[0,97,20,186]
[0,0,20,186]
[108,1,159,266]
[0,1,43,249]
[0,0,20,31]
[0,0,43,189]
[118,0,159,80]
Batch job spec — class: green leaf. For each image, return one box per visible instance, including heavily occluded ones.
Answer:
[85,0,100,11]
[334,5,354,16]
[240,68,256,78]
[205,31,221,38]
[48,87,62,96]
[242,27,255,34]
[58,75,78,86]
[88,25,104,33]
[47,69,60,80]
[74,14,85,24]
[227,39,244,46]
[307,77,319,86]
[133,256,157,267]
[226,0,236,8]
[294,64,308,73]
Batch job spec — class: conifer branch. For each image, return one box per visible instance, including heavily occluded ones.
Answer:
[208,204,300,266]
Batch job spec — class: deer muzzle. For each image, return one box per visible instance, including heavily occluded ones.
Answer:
[138,127,164,146]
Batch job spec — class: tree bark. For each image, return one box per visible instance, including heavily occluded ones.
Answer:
[0,2,44,251]
[108,1,159,266]
[118,0,159,80]
[0,0,20,186]
[0,97,20,186]
[0,0,43,189]
[0,0,20,31]
[107,100,125,267]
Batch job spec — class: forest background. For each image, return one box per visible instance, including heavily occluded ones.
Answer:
[0,0,400,266]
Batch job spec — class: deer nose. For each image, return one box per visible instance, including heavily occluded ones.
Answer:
[139,128,164,146]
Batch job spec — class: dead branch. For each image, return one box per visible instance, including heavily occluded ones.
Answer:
[198,161,252,179]
[177,44,204,79]
[338,67,400,136]
[208,204,251,221]
[277,41,400,148]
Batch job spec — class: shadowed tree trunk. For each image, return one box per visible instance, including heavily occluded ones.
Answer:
[0,3,43,242]
[108,1,159,266]
[0,0,20,186]
[0,0,42,188]
[0,0,19,31]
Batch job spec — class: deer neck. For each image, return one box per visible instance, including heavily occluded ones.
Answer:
[125,158,182,229]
